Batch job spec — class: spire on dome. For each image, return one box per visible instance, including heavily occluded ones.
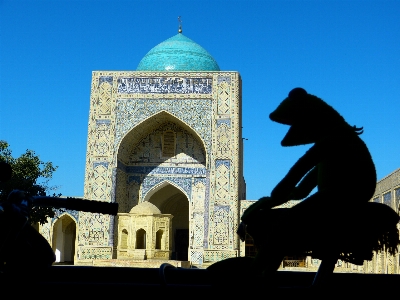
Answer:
[178,16,182,33]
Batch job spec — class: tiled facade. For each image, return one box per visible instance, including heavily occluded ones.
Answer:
[74,71,243,265]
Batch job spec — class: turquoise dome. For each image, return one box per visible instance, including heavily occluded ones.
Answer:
[137,33,220,71]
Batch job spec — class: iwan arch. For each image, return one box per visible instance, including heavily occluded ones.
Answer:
[38,31,252,266]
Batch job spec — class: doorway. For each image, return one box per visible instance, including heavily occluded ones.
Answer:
[149,183,189,261]
[52,214,76,264]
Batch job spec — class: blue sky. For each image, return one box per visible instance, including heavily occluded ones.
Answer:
[1,0,399,200]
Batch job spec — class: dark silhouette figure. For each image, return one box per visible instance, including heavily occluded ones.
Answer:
[0,162,118,278]
[0,173,56,276]
[209,88,399,288]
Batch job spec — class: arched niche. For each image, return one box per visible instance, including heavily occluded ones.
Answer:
[156,229,164,250]
[147,182,189,261]
[142,180,189,204]
[116,110,208,166]
[114,111,207,216]
[136,229,146,249]
[51,214,77,264]
[121,229,128,249]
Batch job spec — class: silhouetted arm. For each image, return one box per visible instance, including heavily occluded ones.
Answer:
[271,144,321,203]
[290,166,318,200]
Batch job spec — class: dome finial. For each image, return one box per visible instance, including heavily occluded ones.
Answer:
[178,16,182,33]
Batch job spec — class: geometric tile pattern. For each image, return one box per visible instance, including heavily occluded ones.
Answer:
[192,212,205,249]
[215,162,230,201]
[211,205,230,246]
[190,250,204,265]
[203,249,238,262]
[78,212,110,246]
[217,80,230,115]
[77,246,113,260]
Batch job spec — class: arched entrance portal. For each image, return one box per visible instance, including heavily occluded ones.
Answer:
[148,184,189,261]
[52,214,76,264]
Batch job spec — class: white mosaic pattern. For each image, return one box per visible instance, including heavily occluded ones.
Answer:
[117,77,212,94]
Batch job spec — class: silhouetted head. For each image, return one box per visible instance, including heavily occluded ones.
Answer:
[270,88,349,146]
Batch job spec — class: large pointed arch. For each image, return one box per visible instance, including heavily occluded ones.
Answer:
[142,179,189,204]
[116,110,208,166]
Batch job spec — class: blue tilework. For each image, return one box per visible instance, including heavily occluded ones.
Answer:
[141,176,192,200]
[217,76,231,84]
[194,177,207,186]
[52,209,79,223]
[215,159,230,169]
[216,119,231,127]
[93,161,109,169]
[118,161,207,176]
[96,119,111,126]
[137,33,220,71]
[99,76,113,86]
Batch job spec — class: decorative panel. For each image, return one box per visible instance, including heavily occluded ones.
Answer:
[97,77,113,115]
[203,250,237,262]
[216,121,231,158]
[217,76,231,115]
[192,212,204,249]
[117,77,212,94]
[78,246,113,260]
[212,205,231,246]
[93,120,112,156]
[215,160,230,201]
[78,212,110,246]
[90,163,109,201]
[192,181,206,210]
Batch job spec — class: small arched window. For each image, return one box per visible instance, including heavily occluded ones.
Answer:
[156,229,164,250]
[136,229,146,249]
[121,229,128,249]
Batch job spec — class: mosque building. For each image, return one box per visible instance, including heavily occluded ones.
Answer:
[39,27,256,267]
